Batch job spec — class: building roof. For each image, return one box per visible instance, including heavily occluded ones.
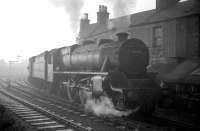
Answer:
[184,67,200,84]
[151,60,200,84]
[130,10,156,26]
[162,60,199,83]
[79,23,109,40]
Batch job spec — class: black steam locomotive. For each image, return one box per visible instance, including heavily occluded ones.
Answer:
[28,33,160,112]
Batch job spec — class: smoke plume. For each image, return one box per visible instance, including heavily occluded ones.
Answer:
[49,0,84,33]
[84,95,139,117]
[106,0,136,17]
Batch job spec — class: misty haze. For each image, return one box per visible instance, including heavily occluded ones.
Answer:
[0,59,28,80]
[0,0,200,131]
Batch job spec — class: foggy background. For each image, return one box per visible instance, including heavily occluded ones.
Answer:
[0,0,156,61]
[0,59,28,79]
[0,0,157,77]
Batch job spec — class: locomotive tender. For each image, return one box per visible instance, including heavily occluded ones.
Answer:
[28,33,160,112]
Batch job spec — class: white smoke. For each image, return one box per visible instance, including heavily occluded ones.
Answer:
[49,0,84,34]
[106,0,136,17]
[84,95,139,117]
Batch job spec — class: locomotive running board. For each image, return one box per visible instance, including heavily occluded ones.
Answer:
[53,71,108,75]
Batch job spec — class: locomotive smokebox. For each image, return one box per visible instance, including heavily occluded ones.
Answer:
[116,32,128,42]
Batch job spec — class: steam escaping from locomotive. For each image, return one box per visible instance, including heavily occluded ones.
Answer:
[106,0,136,17]
[84,95,138,117]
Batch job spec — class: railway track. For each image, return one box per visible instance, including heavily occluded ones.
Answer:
[17,80,200,131]
[0,88,93,131]
[0,79,169,131]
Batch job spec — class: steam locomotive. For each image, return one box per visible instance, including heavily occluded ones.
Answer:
[28,33,160,113]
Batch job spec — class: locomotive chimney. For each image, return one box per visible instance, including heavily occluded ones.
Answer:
[97,5,109,24]
[116,32,129,42]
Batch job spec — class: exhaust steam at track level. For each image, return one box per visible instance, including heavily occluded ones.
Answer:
[84,95,140,117]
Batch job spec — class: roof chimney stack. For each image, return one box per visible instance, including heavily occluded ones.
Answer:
[97,5,109,24]
[80,13,90,33]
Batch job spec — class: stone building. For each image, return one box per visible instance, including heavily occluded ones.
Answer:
[78,0,200,65]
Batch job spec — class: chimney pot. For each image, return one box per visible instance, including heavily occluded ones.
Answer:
[84,13,88,19]
[97,5,109,24]
[80,13,90,32]
[99,5,101,12]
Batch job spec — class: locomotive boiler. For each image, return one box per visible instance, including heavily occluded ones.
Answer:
[57,33,148,75]
[29,33,160,113]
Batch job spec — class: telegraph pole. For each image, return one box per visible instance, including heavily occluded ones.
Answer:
[8,59,19,88]
[8,55,21,79]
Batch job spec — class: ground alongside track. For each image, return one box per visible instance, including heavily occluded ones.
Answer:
[0,102,36,131]
[0,78,169,131]
[4,78,199,131]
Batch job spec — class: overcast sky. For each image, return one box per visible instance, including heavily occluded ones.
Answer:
[0,0,155,62]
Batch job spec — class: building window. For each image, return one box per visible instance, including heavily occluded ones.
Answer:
[153,26,163,47]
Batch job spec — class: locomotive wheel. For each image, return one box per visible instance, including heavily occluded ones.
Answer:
[66,87,81,103]
[107,82,126,110]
